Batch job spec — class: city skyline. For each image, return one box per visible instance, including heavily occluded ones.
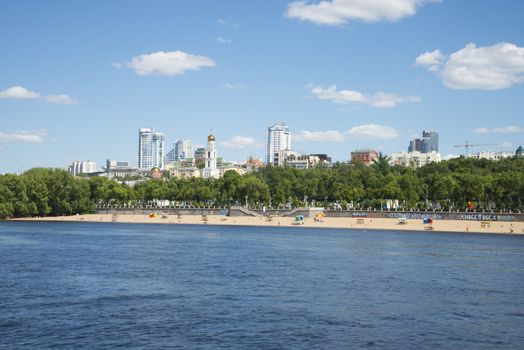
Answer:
[1,1,524,173]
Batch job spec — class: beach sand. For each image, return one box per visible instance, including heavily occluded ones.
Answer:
[12,214,524,235]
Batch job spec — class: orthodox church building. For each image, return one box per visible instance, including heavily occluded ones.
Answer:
[201,130,220,179]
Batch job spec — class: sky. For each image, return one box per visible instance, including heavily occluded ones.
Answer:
[1,0,524,173]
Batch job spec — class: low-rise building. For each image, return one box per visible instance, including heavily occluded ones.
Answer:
[272,149,298,167]
[170,167,201,179]
[389,151,441,168]
[351,149,378,166]
[219,166,249,177]
[467,151,513,161]
[244,157,265,169]
[68,161,97,176]
[285,154,322,169]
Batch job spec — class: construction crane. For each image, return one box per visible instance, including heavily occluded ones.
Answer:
[453,141,498,155]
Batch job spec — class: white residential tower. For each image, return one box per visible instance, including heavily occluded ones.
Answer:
[266,122,291,166]
[138,128,165,170]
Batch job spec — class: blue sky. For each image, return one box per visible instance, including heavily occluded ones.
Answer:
[1,0,524,172]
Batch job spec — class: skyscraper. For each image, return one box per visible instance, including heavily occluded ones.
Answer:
[165,147,176,164]
[408,138,422,152]
[138,128,165,170]
[408,130,438,153]
[266,122,291,165]
[421,130,439,153]
[175,139,193,161]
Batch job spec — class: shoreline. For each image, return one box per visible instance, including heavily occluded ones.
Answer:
[10,214,524,235]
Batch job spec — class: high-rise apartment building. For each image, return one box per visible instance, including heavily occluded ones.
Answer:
[175,139,193,161]
[421,130,439,153]
[266,122,291,165]
[408,138,422,153]
[165,147,176,164]
[138,128,165,170]
[408,130,438,153]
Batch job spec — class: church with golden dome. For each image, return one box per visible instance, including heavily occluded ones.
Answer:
[202,130,220,179]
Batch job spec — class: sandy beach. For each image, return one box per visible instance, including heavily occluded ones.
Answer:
[12,214,524,235]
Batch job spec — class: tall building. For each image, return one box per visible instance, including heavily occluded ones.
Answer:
[165,147,176,164]
[138,128,165,170]
[408,139,422,152]
[266,122,291,165]
[202,131,220,179]
[68,161,96,176]
[408,130,438,153]
[421,130,439,153]
[175,139,193,161]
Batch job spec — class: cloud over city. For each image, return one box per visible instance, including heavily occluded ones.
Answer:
[294,130,346,142]
[285,0,438,26]
[0,86,76,105]
[217,18,239,27]
[294,125,399,142]
[0,129,47,143]
[119,51,216,76]
[474,125,524,133]
[307,84,421,108]
[346,124,399,140]
[221,136,262,149]
[222,83,248,90]
[416,42,524,90]
[216,36,232,44]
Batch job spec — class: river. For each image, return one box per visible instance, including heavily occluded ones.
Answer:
[1,222,523,349]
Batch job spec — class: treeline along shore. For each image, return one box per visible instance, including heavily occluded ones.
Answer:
[1,157,524,220]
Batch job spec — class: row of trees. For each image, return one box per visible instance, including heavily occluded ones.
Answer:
[1,156,523,219]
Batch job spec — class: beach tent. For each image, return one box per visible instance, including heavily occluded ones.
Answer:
[293,215,305,225]
[423,218,433,224]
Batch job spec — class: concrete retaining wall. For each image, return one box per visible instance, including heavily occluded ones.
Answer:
[95,207,524,222]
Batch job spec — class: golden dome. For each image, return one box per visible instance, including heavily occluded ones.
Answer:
[151,167,161,174]
[208,134,215,142]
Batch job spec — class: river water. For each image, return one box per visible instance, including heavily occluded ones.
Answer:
[1,222,523,349]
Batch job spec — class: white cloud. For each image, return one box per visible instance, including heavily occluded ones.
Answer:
[294,130,346,142]
[216,36,232,44]
[307,84,421,108]
[473,127,489,134]
[0,86,40,99]
[46,94,77,105]
[217,18,239,27]
[0,129,47,143]
[416,42,524,90]
[221,136,262,149]
[474,125,524,133]
[415,49,443,72]
[493,125,524,133]
[500,142,513,148]
[222,83,248,90]
[0,86,76,104]
[285,0,438,26]
[346,124,399,140]
[122,51,216,76]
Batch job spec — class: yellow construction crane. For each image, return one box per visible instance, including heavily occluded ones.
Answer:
[453,141,498,155]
